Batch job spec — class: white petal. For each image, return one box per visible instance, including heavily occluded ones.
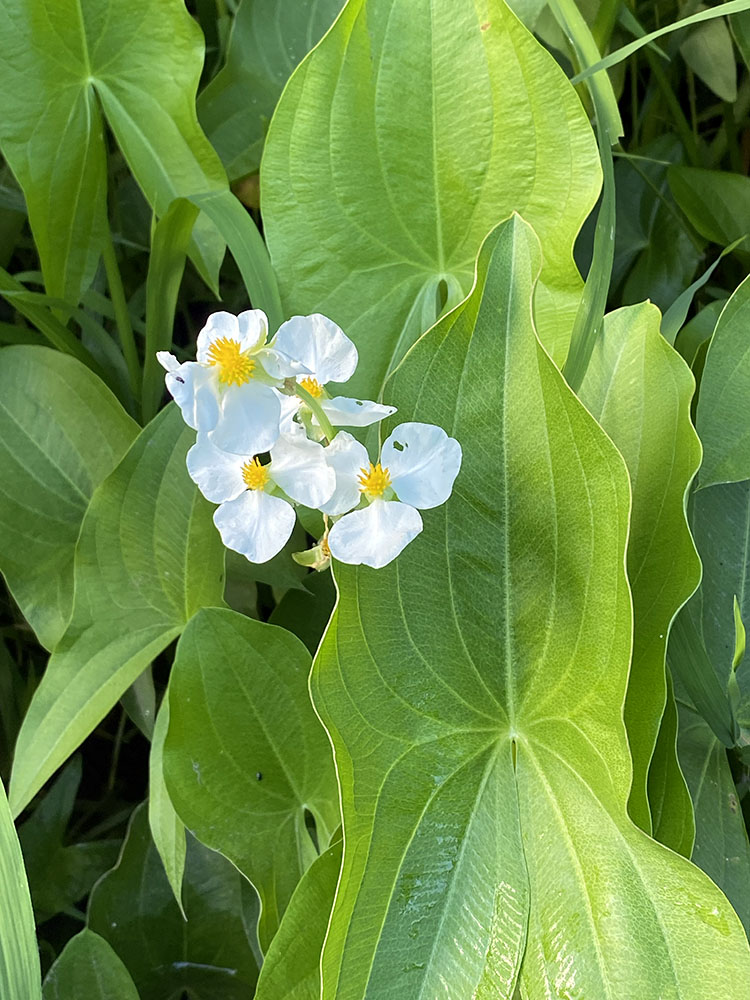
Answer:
[319,431,370,516]
[196,311,239,363]
[208,382,281,455]
[236,309,269,353]
[186,435,246,503]
[277,390,302,435]
[165,361,220,432]
[214,490,295,563]
[322,396,397,428]
[381,422,462,510]
[157,351,180,372]
[269,433,335,508]
[327,500,422,569]
[256,346,308,382]
[274,314,357,385]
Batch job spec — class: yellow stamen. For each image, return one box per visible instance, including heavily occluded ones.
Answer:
[242,457,270,491]
[358,462,391,498]
[207,337,255,386]
[299,376,324,398]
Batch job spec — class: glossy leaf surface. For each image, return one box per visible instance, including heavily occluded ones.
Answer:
[9,406,224,816]
[312,217,750,997]
[262,0,600,397]
[579,302,700,841]
[0,346,137,650]
[163,608,339,950]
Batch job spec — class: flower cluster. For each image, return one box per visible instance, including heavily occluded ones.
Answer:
[159,310,461,569]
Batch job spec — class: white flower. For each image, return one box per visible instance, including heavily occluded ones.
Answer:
[158,310,302,455]
[325,423,462,568]
[273,314,396,436]
[186,433,335,563]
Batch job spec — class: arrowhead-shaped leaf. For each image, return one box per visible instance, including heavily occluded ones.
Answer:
[163,608,340,950]
[579,302,700,850]
[262,0,601,397]
[311,216,750,997]
[9,406,224,816]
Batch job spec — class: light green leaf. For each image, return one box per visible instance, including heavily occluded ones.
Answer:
[677,703,750,937]
[9,405,224,817]
[0,346,138,650]
[669,167,750,255]
[255,836,343,1000]
[42,930,139,1000]
[648,669,695,859]
[148,699,186,917]
[262,0,601,397]
[579,302,701,841]
[88,804,259,1000]
[312,216,750,997]
[680,13,737,103]
[695,276,750,487]
[0,779,41,1000]
[198,0,343,180]
[0,0,227,304]
[163,608,339,951]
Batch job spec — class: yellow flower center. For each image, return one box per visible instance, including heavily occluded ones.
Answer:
[299,376,324,398]
[207,337,255,386]
[242,457,270,491]
[358,462,391,498]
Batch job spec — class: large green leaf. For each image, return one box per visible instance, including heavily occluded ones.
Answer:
[0,0,227,304]
[0,779,41,1000]
[578,302,700,846]
[695,276,750,488]
[255,836,343,1000]
[677,703,750,937]
[88,804,259,1000]
[311,217,750,997]
[0,346,137,650]
[198,0,343,180]
[42,930,139,1000]
[262,0,600,398]
[9,406,224,816]
[163,608,339,951]
[648,669,695,857]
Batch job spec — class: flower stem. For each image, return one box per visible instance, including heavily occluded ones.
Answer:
[295,384,336,442]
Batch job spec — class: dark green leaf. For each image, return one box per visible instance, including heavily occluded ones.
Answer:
[88,804,259,1000]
